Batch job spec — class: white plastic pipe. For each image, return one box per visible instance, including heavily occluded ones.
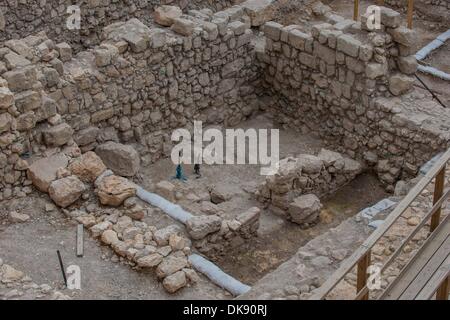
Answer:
[188,254,251,296]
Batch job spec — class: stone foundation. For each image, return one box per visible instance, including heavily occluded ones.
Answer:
[257,149,362,222]
[257,7,450,189]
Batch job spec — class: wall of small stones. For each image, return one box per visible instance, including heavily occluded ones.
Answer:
[257,7,450,189]
[153,179,261,259]
[0,1,238,49]
[0,6,261,200]
[256,149,362,220]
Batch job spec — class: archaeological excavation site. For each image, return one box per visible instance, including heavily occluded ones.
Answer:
[0,0,449,304]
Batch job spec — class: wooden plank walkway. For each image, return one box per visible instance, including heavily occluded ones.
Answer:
[380,215,450,300]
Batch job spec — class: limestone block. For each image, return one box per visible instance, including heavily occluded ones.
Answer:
[154,6,182,27]
[48,176,86,208]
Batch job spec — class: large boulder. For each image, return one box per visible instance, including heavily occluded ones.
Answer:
[288,194,322,225]
[69,151,106,182]
[95,142,140,177]
[48,176,86,208]
[186,215,222,240]
[96,175,136,206]
[154,6,182,27]
[27,153,69,192]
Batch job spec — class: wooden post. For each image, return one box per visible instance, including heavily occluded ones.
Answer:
[407,0,414,29]
[353,0,359,21]
[436,276,449,300]
[76,224,84,257]
[356,251,371,300]
[431,166,446,232]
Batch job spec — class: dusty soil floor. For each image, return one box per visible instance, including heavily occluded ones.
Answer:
[139,114,388,285]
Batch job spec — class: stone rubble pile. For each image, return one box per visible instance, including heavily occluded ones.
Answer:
[257,149,362,224]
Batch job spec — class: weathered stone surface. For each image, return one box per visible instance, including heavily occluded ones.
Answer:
[241,0,275,27]
[388,26,416,47]
[74,127,99,146]
[236,207,260,226]
[366,63,388,79]
[288,194,322,225]
[0,87,14,109]
[1,265,24,283]
[154,6,182,27]
[263,21,283,41]
[397,56,417,75]
[101,229,119,245]
[42,123,74,147]
[155,180,175,201]
[380,7,401,28]
[90,221,112,238]
[96,175,136,206]
[55,42,72,62]
[162,270,187,293]
[156,254,188,278]
[209,185,231,204]
[297,154,323,174]
[48,176,86,208]
[9,211,30,223]
[69,151,106,182]
[186,215,222,240]
[153,225,181,246]
[337,34,361,57]
[0,112,13,133]
[96,142,140,177]
[317,149,344,167]
[27,153,69,192]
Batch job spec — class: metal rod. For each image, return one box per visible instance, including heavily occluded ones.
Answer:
[415,73,447,108]
[57,250,67,287]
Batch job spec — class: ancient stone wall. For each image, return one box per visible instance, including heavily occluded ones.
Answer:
[0,0,238,49]
[0,6,261,201]
[385,0,450,21]
[257,7,450,188]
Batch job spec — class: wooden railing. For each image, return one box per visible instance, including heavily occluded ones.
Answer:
[311,148,450,300]
[353,0,415,29]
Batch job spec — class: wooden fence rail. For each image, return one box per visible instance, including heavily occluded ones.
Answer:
[311,148,450,300]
